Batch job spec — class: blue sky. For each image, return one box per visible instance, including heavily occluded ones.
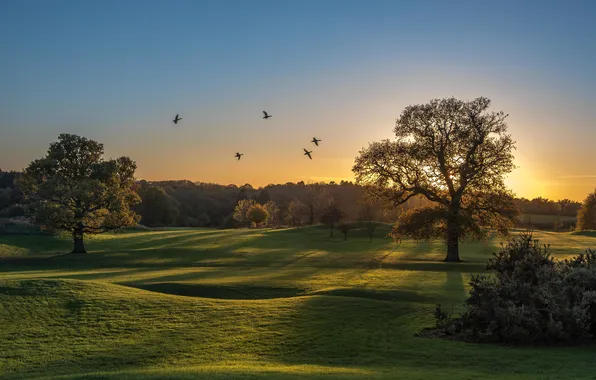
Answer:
[1,0,596,199]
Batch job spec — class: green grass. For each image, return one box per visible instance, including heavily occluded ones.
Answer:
[2,226,596,379]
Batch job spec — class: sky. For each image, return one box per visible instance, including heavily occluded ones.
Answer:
[1,0,596,201]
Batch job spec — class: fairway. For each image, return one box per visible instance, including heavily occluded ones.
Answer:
[2,226,596,379]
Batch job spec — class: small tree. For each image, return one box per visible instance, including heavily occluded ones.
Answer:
[247,204,269,227]
[321,199,345,237]
[286,199,306,227]
[338,222,352,241]
[353,97,518,262]
[233,199,258,228]
[263,200,280,227]
[576,190,596,231]
[358,199,378,243]
[20,134,141,253]
[302,185,326,225]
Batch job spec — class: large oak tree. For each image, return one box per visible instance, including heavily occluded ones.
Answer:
[20,134,141,253]
[353,97,518,262]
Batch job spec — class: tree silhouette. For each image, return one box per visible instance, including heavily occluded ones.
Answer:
[576,190,596,231]
[358,200,378,243]
[302,185,326,225]
[353,97,518,262]
[338,222,352,240]
[321,199,345,237]
[20,134,140,253]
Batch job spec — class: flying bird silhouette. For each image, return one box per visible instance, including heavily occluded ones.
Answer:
[262,111,272,119]
[311,137,321,146]
[173,114,182,124]
[235,153,244,161]
[303,148,313,160]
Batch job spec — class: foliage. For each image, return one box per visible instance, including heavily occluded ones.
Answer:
[19,134,140,253]
[263,200,281,227]
[246,204,269,227]
[221,213,239,229]
[437,233,596,345]
[257,188,271,205]
[321,199,345,237]
[353,97,518,261]
[285,199,307,226]
[576,190,596,231]
[137,186,179,227]
[302,186,327,225]
[233,199,258,227]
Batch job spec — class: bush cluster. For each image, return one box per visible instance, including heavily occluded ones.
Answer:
[436,233,596,345]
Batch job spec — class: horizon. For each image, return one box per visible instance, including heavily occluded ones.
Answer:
[2,0,596,202]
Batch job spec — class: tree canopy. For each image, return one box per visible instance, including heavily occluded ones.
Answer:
[233,199,258,227]
[246,204,269,227]
[20,134,140,253]
[576,190,596,231]
[353,97,518,261]
[321,199,345,237]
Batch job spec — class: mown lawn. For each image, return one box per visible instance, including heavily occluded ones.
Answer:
[2,226,596,379]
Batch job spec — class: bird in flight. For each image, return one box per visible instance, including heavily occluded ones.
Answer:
[262,111,272,119]
[303,148,313,160]
[235,152,244,161]
[173,114,182,124]
[311,137,321,146]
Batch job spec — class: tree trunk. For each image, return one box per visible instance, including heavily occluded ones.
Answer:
[71,227,87,254]
[444,212,461,262]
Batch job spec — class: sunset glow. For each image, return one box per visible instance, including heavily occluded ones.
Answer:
[1,0,595,201]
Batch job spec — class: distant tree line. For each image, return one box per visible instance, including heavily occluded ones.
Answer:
[133,179,418,229]
[0,168,585,231]
[513,197,580,217]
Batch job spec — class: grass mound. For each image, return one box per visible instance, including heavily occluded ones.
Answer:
[3,228,596,378]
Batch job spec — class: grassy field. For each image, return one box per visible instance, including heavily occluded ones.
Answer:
[2,225,596,379]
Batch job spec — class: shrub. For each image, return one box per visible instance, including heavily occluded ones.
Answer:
[436,233,596,345]
[246,204,269,227]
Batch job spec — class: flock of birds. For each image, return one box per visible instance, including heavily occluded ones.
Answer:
[172,111,322,161]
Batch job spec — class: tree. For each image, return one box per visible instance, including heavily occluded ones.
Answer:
[137,186,179,227]
[338,222,352,241]
[257,189,271,205]
[20,134,140,253]
[576,190,596,231]
[321,199,345,237]
[353,97,518,262]
[247,204,269,227]
[286,199,306,226]
[263,200,280,227]
[302,186,326,225]
[233,199,258,227]
[358,200,378,243]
